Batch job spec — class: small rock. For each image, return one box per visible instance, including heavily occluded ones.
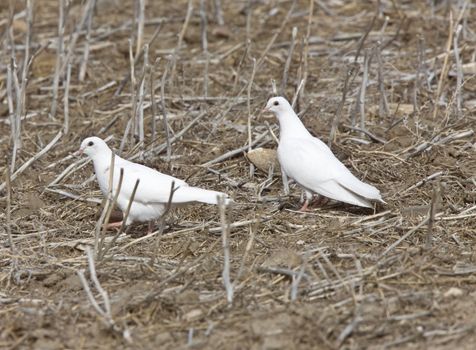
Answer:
[155,332,173,344]
[261,248,301,269]
[212,25,232,39]
[444,287,464,298]
[184,308,203,322]
[246,148,279,174]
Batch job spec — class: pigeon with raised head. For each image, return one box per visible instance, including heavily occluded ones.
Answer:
[263,96,384,211]
[79,136,231,230]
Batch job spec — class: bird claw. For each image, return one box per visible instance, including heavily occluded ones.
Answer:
[310,195,329,207]
[299,196,329,211]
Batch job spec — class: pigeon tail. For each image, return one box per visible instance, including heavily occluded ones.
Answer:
[173,186,231,205]
[337,176,383,202]
[312,180,374,209]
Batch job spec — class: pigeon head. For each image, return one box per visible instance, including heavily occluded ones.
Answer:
[79,136,110,158]
[264,96,291,115]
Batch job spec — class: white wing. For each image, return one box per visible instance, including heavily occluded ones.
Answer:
[110,157,230,206]
[278,137,383,206]
[308,135,335,156]
[110,157,188,205]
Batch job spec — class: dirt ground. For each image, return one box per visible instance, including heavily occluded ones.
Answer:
[1,0,476,349]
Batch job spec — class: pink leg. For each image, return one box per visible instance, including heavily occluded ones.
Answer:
[103,221,123,230]
[299,200,310,212]
[148,221,155,234]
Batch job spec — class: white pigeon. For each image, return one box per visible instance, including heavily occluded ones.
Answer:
[79,136,231,230]
[264,96,384,211]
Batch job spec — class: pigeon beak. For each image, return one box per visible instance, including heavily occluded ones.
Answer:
[262,107,274,119]
[78,148,84,156]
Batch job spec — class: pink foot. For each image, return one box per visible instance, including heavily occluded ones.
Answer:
[103,221,123,230]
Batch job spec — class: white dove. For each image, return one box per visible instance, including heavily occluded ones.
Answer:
[264,96,384,211]
[79,136,231,230]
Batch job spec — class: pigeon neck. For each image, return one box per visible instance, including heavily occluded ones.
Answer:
[91,148,114,171]
[277,110,311,140]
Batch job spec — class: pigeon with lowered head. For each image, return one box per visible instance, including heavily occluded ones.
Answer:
[79,136,231,230]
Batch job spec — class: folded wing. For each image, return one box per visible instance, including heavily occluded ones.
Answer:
[111,157,229,205]
[279,138,383,205]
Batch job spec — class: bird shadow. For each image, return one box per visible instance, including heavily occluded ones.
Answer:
[325,203,376,215]
[279,198,382,215]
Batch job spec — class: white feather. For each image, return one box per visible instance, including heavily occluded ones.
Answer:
[80,137,231,225]
[265,97,384,208]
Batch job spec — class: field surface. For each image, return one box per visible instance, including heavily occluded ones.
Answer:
[1,0,476,349]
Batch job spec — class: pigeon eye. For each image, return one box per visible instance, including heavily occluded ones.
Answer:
[88,141,94,146]
[273,101,279,106]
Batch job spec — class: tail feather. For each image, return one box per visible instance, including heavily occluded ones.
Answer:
[337,173,383,202]
[313,180,374,208]
[173,186,231,205]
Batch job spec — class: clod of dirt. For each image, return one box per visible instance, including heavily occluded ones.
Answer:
[15,192,46,218]
[183,308,203,322]
[246,148,279,174]
[175,290,199,304]
[261,248,301,269]
[212,25,232,39]
[369,103,414,118]
[383,135,414,152]
[42,272,66,288]
[57,273,83,292]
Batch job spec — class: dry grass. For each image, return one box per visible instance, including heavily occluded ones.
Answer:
[1,0,476,349]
